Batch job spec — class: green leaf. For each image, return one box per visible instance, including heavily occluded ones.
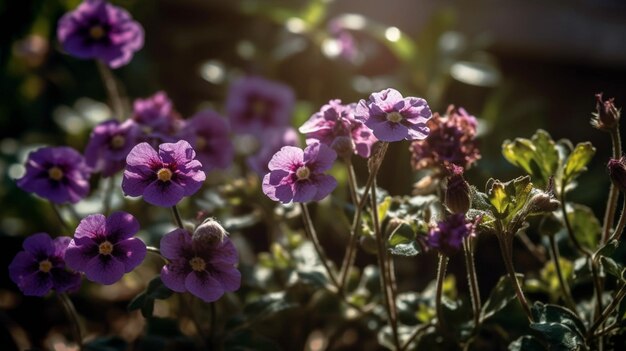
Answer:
[127,276,173,318]
[600,256,626,282]
[487,179,509,217]
[388,223,420,256]
[508,335,547,351]
[561,204,601,251]
[480,274,522,321]
[502,130,559,188]
[378,196,392,222]
[530,302,587,351]
[563,142,596,183]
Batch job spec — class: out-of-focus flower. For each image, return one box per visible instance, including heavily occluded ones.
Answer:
[247,127,299,176]
[57,0,144,69]
[13,34,49,67]
[160,225,240,303]
[121,140,206,207]
[133,91,182,139]
[328,19,358,62]
[608,157,626,193]
[84,119,140,177]
[9,233,82,296]
[178,110,233,173]
[591,93,620,131]
[17,146,91,204]
[226,76,295,135]
[428,214,476,256]
[299,99,377,158]
[262,143,337,203]
[445,165,470,214]
[65,212,146,285]
[355,88,431,142]
[410,105,480,172]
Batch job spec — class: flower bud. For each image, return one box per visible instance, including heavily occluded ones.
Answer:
[330,135,355,159]
[591,93,620,131]
[192,218,227,249]
[445,165,471,214]
[608,157,626,192]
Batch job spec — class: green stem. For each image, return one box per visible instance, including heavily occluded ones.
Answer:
[57,293,83,351]
[50,203,70,232]
[299,203,339,288]
[463,237,481,328]
[171,205,184,229]
[608,196,626,242]
[338,160,362,290]
[400,323,435,351]
[547,234,577,312]
[496,231,532,321]
[602,128,622,244]
[435,253,449,332]
[96,61,125,120]
[587,283,626,339]
[102,176,115,216]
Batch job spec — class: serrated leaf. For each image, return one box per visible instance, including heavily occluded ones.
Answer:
[563,142,595,182]
[481,274,522,321]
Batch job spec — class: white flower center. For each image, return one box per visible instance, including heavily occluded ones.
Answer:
[189,257,206,271]
[48,166,64,181]
[98,241,113,255]
[157,168,173,182]
[386,111,403,123]
[39,259,52,273]
[295,166,310,180]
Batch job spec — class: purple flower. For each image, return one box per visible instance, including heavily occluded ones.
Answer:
[427,214,476,256]
[9,233,82,296]
[65,211,146,285]
[300,99,377,158]
[355,88,431,142]
[262,143,338,203]
[178,110,234,172]
[226,76,295,135]
[17,146,91,204]
[247,127,299,176]
[133,91,182,139]
[121,140,206,207]
[160,224,240,303]
[57,0,144,69]
[84,119,140,177]
[410,105,480,172]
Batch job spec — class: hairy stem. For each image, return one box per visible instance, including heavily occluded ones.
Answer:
[57,293,83,351]
[171,205,184,229]
[96,61,126,120]
[602,128,622,243]
[547,234,577,312]
[463,237,481,328]
[435,253,450,332]
[496,231,532,321]
[608,196,626,242]
[300,203,339,287]
[338,160,362,290]
[587,283,626,339]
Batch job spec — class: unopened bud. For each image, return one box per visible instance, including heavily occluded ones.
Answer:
[592,93,621,130]
[608,157,626,192]
[331,136,355,159]
[445,166,471,214]
[527,190,560,214]
[192,218,227,249]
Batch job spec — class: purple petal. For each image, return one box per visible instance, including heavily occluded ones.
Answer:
[112,238,146,272]
[105,211,140,242]
[23,233,54,257]
[17,271,53,297]
[212,267,241,292]
[312,175,338,201]
[122,166,155,196]
[292,181,317,203]
[51,269,82,293]
[371,121,409,142]
[185,271,225,303]
[369,88,404,109]
[274,184,295,203]
[142,180,186,207]
[160,228,192,260]
[74,214,106,240]
[303,143,336,172]
[262,173,279,201]
[9,251,38,284]
[83,255,126,285]
[160,261,189,293]
[211,238,239,266]
[64,239,98,272]
[52,236,72,258]
[158,140,196,165]
[405,123,430,141]
[126,142,160,167]
[268,146,303,171]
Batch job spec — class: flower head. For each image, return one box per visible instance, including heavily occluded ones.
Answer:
[17,146,91,204]
[57,0,144,68]
[410,105,480,171]
[247,127,299,176]
[444,165,471,214]
[178,110,234,172]
[65,212,146,285]
[591,93,620,131]
[226,76,295,135]
[300,100,377,158]
[160,224,240,303]
[262,143,338,203]
[608,157,626,193]
[428,214,476,256]
[133,91,182,139]
[355,88,431,142]
[84,119,140,177]
[9,233,82,296]
[122,140,206,207]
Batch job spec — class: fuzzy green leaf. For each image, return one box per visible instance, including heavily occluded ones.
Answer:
[563,142,596,182]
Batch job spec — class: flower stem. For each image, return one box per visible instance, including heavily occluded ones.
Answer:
[463,237,481,328]
[587,283,626,339]
[102,175,116,216]
[299,203,339,287]
[96,60,126,120]
[496,230,532,321]
[370,180,400,350]
[50,202,70,232]
[547,234,577,312]
[608,196,626,242]
[400,323,435,351]
[602,128,622,244]
[171,205,184,229]
[57,293,83,351]
[338,160,362,290]
[435,253,449,332]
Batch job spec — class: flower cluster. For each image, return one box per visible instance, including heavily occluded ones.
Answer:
[409,105,480,172]
[427,214,476,256]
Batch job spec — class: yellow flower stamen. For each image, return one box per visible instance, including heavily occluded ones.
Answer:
[386,111,403,123]
[48,167,64,181]
[189,257,206,271]
[39,260,52,273]
[157,168,173,182]
[98,241,113,255]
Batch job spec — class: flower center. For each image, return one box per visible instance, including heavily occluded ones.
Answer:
[98,241,113,255]
[89,25,106,40]
[295,166,310,180]
[38,259,52,273]
[157,168,173,182]
[252,100,267,115]
[48,166,64,181]
[110,135,126,149]
[386,111,403,123]
[196,136,207,150]
[189,257,206,271]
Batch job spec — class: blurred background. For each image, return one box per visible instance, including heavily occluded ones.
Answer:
[1,0,625,349]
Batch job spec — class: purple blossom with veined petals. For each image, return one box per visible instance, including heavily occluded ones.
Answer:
[226,76,295,135]
[355,88,432,142]
[17,146,91,204]
[300,99,377,158]
[133,91,183,140]
[84,119,140,177]
[65,211,146,285]
[57,0,144,69]
[121,140,206,207]
[247,127,299,176]
[160,226,240,303]
[427,214,477,256]
[178,110,234,173]
[9,233,82,296]
[262,143,338,203]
